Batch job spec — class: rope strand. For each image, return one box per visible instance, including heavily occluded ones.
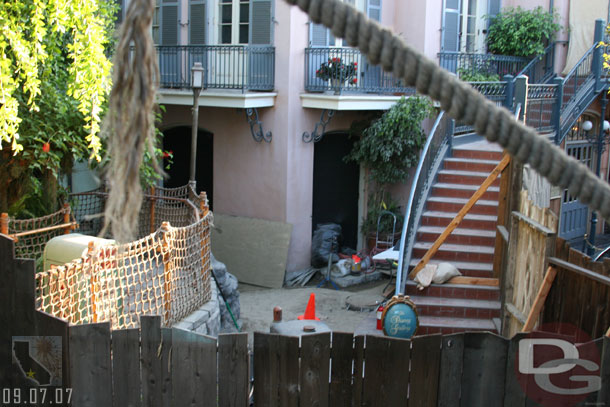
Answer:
[285,0,610,223]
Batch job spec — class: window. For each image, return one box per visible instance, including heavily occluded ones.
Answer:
[442,0,497,53]
[219,0,249,44]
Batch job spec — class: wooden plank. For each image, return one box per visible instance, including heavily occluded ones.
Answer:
[362,335,410,406]
[112,328,141,407]
[300,332,331,407]
[446,276,499,286]
[0,236,15,388]
[503,333,528,407]
[218,333,249,407]
[522,266,558,332]
[493,154,511,279]
[211,214,293,288]
[410,154,510,279]
[505,302,527,325]
[510,211,556,235]
[497,225,509,243]
[35,311,71,387]
[278,335,299,406]
[352,335,365,407]
[438,333,464,407]
[172,328,217,407]
[409,334,442,407]
[160,328,173,406]
[460,332,508,407]
[140,315,163,407]
[254,332,280,407]
[330,332,354,407]
[69,323,113,406]
[501,212,521,336]
[548,257,610,286]
[598,336,610,405]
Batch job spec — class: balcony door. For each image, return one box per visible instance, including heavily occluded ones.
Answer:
[441,0,500,54]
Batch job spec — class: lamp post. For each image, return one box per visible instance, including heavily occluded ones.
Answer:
[582,93,610,256]
[190,62,204,186]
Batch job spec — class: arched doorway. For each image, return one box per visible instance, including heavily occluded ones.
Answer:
[163,126,214,209]
[312,131,360,250]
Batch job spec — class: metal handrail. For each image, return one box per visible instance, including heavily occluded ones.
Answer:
[564,43,596,83]
[515,43,555,83]
[395,111,450,294]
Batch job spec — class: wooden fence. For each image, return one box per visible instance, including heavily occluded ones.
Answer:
[3,235,610,406]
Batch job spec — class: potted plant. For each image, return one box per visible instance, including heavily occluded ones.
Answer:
[344,95,433,250]
[361,190,404,250]
[316,57,358,94]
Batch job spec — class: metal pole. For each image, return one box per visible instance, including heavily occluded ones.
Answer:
[588,92,608,256]
[190,88,201,183]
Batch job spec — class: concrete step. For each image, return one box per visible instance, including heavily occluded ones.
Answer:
[411,296,501,319]
[437,169,501,186]
[417,316,498,335]
[443,157,500,173]
[426,196,499,216]
[412,241,495,264]
[416,226,496,247]
[451,148,504,161]
[421,211,497,230]
[409,258,494,278]
[432,183,500,200]
[405,280,499,301]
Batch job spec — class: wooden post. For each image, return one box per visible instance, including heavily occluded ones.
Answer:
[0,212,8,235]
[493,154,511,279]
[199,192,210,294]
[199,191,209,217]
[606,326,610,337]
[63,203,71,234]
[150,186,156,234]
[522,266,558,332]
[88,241,98,323]
[410,154,511,279]
[161,221,172,325]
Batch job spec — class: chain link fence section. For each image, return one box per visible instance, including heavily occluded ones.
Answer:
[35,211,212,329]
[1,205,76,261]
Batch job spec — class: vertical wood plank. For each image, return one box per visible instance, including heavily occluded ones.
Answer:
[254,332,280,407]
[598,336,610,405]
[409,334,442,407]
[352,335,365,407]
[437,333,464,407]
[172,328,217,407]
[160,328,173,406]
[278,335,299,406]
[141,315,163,407]
[503,333,528,407]
[300,332,331,407]
[112,328,141,407]
[330,332,354,407]
[218,333,249,407]
[69,323,112,406]
[459,332,508,407]
[35,311,71,387]
[493,154,511,279]
[362,335,410,406]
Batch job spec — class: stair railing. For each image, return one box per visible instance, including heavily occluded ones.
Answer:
[515,43,556,84]
[395,111,454,295]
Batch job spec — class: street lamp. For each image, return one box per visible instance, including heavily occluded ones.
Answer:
[582,93,610,256]
[190,62,204,186]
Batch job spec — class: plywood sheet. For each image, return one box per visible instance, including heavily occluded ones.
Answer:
[211,214,292,288]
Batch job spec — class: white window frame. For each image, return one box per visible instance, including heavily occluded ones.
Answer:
[217,0,249,45]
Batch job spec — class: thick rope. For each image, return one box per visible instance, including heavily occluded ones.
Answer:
[101,0,161,242]
[285,0,610,223]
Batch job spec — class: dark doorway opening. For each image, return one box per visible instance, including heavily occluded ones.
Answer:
[312,132,360,250]
[163,126,214,209]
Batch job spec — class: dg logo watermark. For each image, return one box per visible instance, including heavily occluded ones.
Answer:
[515,323,602,406]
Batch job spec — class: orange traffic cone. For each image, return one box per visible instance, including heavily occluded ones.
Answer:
[298,293,320,320]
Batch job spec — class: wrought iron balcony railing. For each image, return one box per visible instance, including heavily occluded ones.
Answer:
[304,47,415,95]
[155,45,275,91]
[438,52,530,80]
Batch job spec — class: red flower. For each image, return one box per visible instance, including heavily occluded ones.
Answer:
[162,151,170,158]
[42,142,50,153]
[352,78,358,84]
[354,62,357,66]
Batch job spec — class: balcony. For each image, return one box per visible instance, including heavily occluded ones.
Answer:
[302,47,415,110]
[155,45,276,108]
[438,52,530,79]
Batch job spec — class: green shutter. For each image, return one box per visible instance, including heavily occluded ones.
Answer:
[161,2,179,45]
[190,1,206,44]
[367,0,381,22]
[249,0,272,45]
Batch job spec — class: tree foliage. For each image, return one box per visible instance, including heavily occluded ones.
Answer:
[486,6,561,57]
[345,96,433,185]
[0,0,114,158]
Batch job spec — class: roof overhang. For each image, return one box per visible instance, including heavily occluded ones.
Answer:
[300,93,404,110]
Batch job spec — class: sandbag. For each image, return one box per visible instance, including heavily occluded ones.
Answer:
[311,223,342,268]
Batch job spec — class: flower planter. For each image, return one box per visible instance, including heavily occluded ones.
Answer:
[330,78,343,95]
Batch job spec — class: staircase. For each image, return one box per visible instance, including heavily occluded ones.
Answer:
[406,139,503,335]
